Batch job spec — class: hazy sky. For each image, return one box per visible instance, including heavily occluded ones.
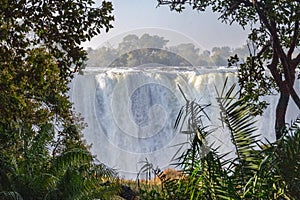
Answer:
[82,0,250,51]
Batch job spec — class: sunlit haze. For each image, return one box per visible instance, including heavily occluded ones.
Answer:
[81,0,250,51]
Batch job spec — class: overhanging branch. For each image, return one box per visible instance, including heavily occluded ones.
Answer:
[267,50,281,86]
[293,53,300,68]
[287,19,299,61]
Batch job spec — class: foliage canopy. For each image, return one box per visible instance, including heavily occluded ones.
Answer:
[87,33,250,67]
[0,0,117,199]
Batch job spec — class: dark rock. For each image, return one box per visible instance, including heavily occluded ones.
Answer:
[119,185,138,200]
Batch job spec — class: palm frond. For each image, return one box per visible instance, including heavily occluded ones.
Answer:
[216,78,261,183]
[174,85,212,171]
[50,148,93,173]
[0,191,23,200]
[171,83,242,199]
[46,147,118,199]
[274,117,300,198]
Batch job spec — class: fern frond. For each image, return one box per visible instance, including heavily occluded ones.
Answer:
[51,148,93,173]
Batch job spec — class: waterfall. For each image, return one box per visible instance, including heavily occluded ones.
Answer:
[70,66,298,178]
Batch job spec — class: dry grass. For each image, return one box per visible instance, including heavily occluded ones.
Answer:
[119,168,182,189]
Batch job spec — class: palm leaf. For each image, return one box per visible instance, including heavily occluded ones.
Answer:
[273,118,300,198]
[50,148,93,173]
[0,191,23,200]
[216,78,261,184]
[171,83,241,199]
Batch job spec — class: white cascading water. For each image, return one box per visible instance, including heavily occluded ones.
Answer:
[70,66,299,179]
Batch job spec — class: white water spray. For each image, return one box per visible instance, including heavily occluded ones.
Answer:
[70,66,298,178]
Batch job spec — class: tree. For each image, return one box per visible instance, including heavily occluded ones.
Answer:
[168,43,201,65]
[198,50,211,66]
[0,0,116,198]
[232,45,250,62]
[109,48,191,67]
[139,33,169,49]
[211,46,232,66]
[157,0,300,139]
[118,33,169,54]
[87,46,118,67]
[118,34,141,54]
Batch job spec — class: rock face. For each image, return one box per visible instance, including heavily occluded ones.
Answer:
[120,185,138,200]
[70,66,297,178]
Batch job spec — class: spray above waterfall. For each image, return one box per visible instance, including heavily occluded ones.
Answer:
[72,67,242,178]
[72,28,280,178]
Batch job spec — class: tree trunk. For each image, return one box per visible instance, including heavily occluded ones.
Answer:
[275,84,290,140]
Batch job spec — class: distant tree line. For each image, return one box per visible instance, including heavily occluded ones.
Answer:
[87,33,251,67]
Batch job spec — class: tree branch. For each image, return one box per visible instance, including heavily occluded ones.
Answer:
[292,53,300,68]
[267,50,281,86]
[255,42,271,58]
[230,0,254,8]
[256,5,300,110]
[290,85,300,110]
[287,10,299,61]
[157,0,187,6]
